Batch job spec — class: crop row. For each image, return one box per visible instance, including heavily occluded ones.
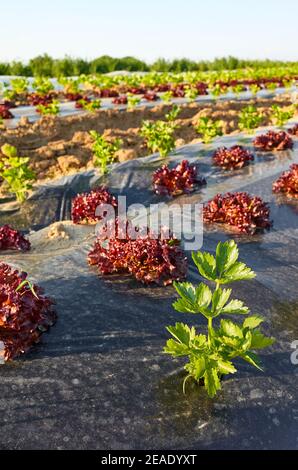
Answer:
[0,69,297,119]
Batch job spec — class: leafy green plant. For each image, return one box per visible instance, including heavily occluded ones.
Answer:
[127,93,141,109]
[2,85,16,101]
[78,99,101,112]
[195,117,223,144]
[249,84,262,95]
[265,82,278,91]
[10,77,29,95]
[0,144,36,203]
[36,100,60,115]
[184,86,198,102]
[230,84,245,96]
[164,240,275,398]
[32,77,54,95]
[165,104,181,122]
[238,105,263,133]
[270,104,295,127]
[210,84,226,98]
[160,91,173,104]
[90,131,122,174]
[140,118,178,157]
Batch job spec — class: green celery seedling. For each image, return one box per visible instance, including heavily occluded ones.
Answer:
[160,91,173,104]
[249,84,262,96]
[164,240,275,398]
[185,86,198,102]
[238,105,263,133]
[0,144,36,203]
[79,99,101,112]
[36,100,60,115]
[270,104,295,128]
[165,104,181,122]
[10,77,29,95]
[127,94,141,109]
[32,77,54,95]
[195,117,223,144]
[90,130,122,174]
[140,119,178,157]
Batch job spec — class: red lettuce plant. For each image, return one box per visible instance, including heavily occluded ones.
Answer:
[28,93,54,106]
[153,160,206,196]
[112,95,128,105]
[288,124,298,136]
[195,82,208,95]
[0,263,56,361]
[65,92,84,102]
[71,187,118,224]
[88,220,188,285]
[74,96,90,108]
[273,164,298,198]
[254,131,293,151]
[127,86,147,94]
[0,225,31,251]
[98,88,119,98]
[1,100,16,109]
[203,192,272,234]
[0,104,13,119]
[213,146,254,170]
[143,92,159,101]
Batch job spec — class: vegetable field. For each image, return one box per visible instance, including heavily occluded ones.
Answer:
[0,66,298,450]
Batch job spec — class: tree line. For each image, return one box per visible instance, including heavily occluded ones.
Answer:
[0,54,297,77]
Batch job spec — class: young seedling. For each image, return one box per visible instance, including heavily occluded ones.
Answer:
[78,99,101,112]
[160,91,173,104]
[140,119,178,157]
[0,144,36,203]
[250,84,261,95]
[270,105,295,128]
[90,130,122,174]
[210,84,226,99]
[165,104,181,122]
[10,77,29,96]
[195,117,223,144]
[184,86,198,102]
[127,93,141,110]
[231,84,246,96]
[32,77,54,95]
[164,240,275,398]
[238,105,263,133]
[36,100,60,115]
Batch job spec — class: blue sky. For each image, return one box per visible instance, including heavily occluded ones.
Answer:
[1,0,297,62]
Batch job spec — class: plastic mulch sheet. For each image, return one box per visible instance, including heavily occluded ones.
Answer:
[0,126,298,449]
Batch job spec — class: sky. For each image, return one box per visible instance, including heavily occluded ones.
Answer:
[1,0,297,63]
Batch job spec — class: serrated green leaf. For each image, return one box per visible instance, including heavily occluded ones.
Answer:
[241,351,263,370]
[192,251,216,281]
[204,367,221,398]
[195,283,213,308]
[192,334,207,350]
[220,319,243,338]
[216,240,239,276]
[250,330,275,349]
[212,287,232,314]
[217,359,237,375]
[164,339,190,357]
[243,315,264,330]
[185,356,206,380]
[173,282,212,315]
[221,299,249,315]
[166,322,195,346]
[221,262,256,284]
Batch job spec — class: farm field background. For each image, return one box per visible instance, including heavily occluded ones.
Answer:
[0,0,298,454]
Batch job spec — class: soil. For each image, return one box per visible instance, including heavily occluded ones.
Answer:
[0,94,296,183]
